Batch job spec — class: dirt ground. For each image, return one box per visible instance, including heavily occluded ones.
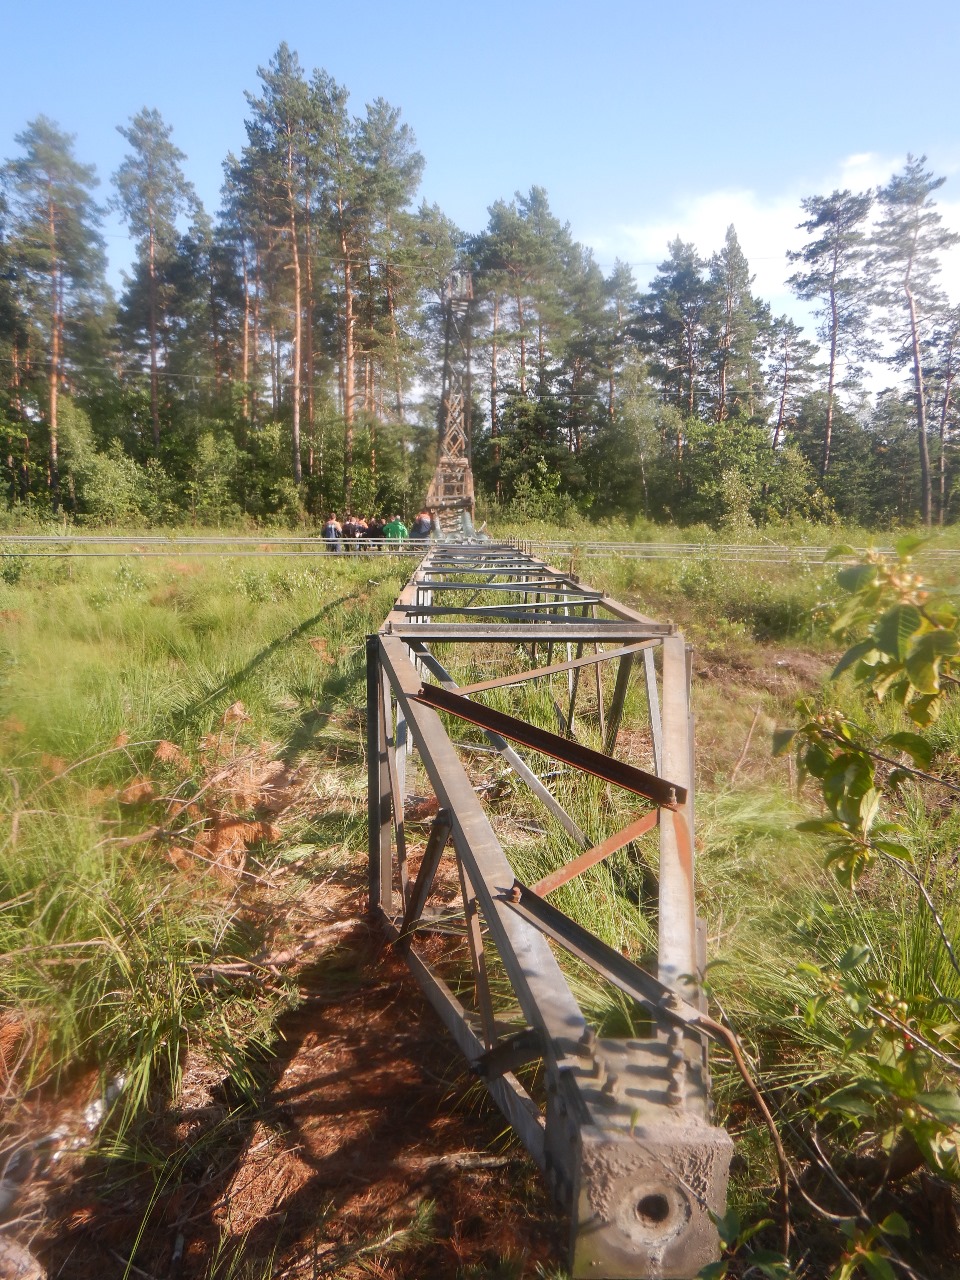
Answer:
[7,867,564,1280]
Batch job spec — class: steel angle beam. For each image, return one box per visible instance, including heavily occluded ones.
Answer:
[368,542,730,1278]
[414,681,686,808]
[386,622,673,642]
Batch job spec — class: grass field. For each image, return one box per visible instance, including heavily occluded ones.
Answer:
[0,528,957,1277]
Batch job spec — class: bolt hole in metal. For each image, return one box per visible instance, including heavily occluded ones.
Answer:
[614,1179,689,1246]
[636,1193,671,1226]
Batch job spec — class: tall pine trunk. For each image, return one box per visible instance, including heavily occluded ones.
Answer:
[386,262,404,421]
[822,285,839,479]
[285,146,302,486]
[240,238,250,436]
[47,194,60,511]
[516,293,526,395]
[304,207,315,478]
[938,336,955,525]
[148,217,160,453]
[905,282,932,525]
[341,228,355,509]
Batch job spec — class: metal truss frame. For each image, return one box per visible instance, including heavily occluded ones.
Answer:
[367,542,731,1278]
[425,273,476,534]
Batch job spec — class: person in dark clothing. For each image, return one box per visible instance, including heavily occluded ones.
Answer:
[321,513,342,552]
[345,513,366,551]
[409,509,432,539]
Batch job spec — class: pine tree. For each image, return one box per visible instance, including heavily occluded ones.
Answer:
[114,108,197,454]
[870,156,960,525]
[929,305,960,523]
[355,97,424,423]
[763,314,821,449]
[307,68,361,504]
[705,225,759,422]
[788,189,872,478]
[637,238,709,425]
[244,44,311,485]
[4,117,106,509]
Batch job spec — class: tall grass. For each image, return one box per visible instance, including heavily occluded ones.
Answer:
[0,552,408,1122]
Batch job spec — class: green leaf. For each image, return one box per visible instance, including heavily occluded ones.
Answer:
[712,1208,741,1245]
[926,603,957,628]
[696,1263,727,1280]
[772,728,797,757]
[832,639,880,679]
[859,787,881,833]
[820,1085,881,1117]
[870,1061,911,1091]
[753,1255,794,1277]
[873,603,923,660]
[736,1217,774,1245]
[871,839,913,862]
[861,1251,897,1280]
[905,630,959,694]
[846,1025,875,1052]
[916,1090,960,1124]
[838,944,871,972]
[881,731,932,769]
[879,1212,910,1239]
[796,818,850,835]
[837,563,879,593]
[907,694,940,727]
[805,994,828,1026]
[804,743,832,777]
[894,533,927,559]
[825,543,857,560]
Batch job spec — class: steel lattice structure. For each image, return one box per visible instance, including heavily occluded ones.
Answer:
[368,542,732,1278]
[424,272,476,535]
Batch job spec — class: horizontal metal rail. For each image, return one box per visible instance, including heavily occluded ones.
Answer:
[369,541,731,1278]
[2,533,955,565]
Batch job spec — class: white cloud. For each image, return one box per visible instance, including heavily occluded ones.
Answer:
[586,152,960,330]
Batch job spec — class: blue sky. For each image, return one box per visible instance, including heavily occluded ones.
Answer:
[4,0,960,321]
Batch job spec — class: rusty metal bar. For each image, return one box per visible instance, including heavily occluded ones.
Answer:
[659,637,698,999]
[413,682,686,808]
[396,601,604,619]
[531,809,660,898]
[380,669,410,909]
[366,636,391,913]
[643,645,663,776]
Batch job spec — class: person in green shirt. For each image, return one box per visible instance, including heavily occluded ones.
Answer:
[384,514,408,540]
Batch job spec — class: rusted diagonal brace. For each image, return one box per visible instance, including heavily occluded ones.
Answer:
[455,640,656,696]
[414,682,687,808]
[531,808,660,897]
[396,808,452,949]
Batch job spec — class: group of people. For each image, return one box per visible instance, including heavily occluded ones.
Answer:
[320,509,434,551]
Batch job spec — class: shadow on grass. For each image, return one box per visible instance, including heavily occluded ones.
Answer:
[172,592,361,735]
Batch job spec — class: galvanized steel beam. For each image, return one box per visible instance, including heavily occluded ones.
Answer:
[368,542,731,1278]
